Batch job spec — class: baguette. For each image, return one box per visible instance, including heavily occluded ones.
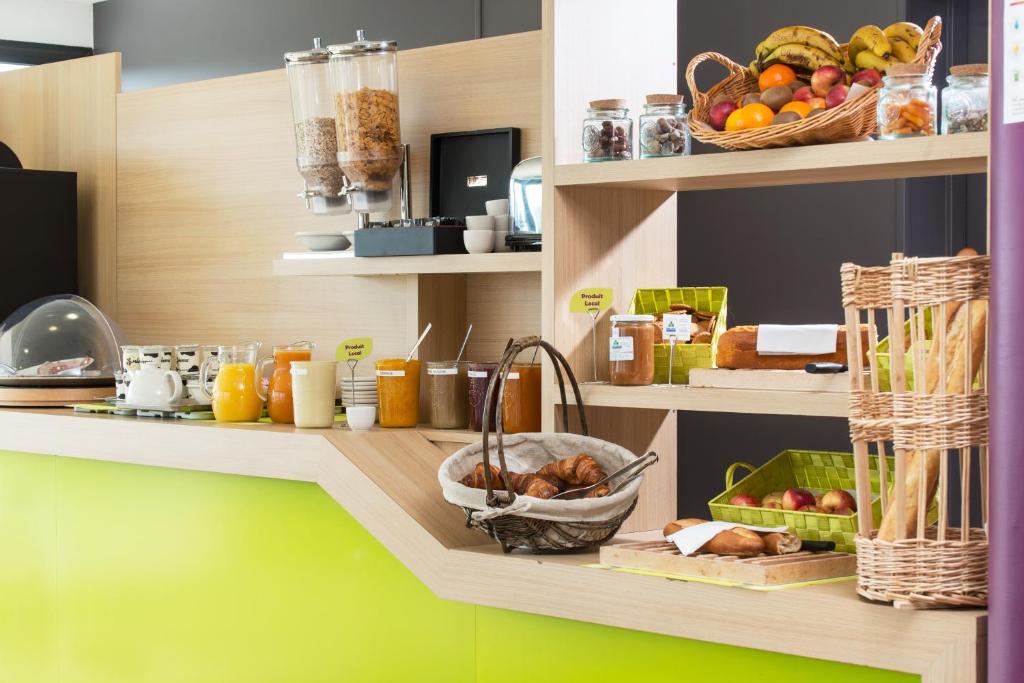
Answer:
[762,532,802,555]
[662,518,766,557]
[715,325,869,370]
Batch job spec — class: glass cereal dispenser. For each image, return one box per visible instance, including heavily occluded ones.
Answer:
[328,30,402,214]
[284,38,350,215]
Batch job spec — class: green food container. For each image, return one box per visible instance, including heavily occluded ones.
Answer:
[628,287,727,384]
[708,449,936,554]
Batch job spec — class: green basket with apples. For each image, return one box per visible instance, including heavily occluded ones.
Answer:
[708,449,937,554]
[628,287,727,384]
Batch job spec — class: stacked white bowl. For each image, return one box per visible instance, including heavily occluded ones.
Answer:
[486,198,511,253]
[339,375,378,408]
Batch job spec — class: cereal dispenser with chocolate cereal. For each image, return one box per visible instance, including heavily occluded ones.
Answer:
[284,38,350,215]
[328,30,403,215]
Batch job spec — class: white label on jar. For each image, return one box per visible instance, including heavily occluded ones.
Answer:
[428,367,458,376]
[467,370,489,378]
[291,367,309,376]
[377,370,405,377]
[506,372,520,380]
[663,313,692,341]
[609,336,634,361]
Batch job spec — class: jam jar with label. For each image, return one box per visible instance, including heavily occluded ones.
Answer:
[609,315,657,386]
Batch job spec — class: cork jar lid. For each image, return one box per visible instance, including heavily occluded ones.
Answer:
[886,63,928,77]
[589,98,627,109]
[645,93,684,105]
[950,63,988,77]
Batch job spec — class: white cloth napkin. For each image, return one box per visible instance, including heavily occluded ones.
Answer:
[756,324,839,355]
[666,521,790,556]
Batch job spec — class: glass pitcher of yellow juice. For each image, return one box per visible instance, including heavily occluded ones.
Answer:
[256,341,315,424]
[196,343,266,422]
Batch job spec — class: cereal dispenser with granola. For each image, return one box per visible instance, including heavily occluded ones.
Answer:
[328,30,403,215]
[284,38,350,215]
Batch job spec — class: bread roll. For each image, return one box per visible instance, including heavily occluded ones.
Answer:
[715,325,868,370]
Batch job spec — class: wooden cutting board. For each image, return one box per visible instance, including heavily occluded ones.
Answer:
[600,540,856,586]
[0,386,115,407]
[688,368,854,393]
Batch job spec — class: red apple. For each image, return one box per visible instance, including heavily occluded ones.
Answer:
[832,506,855,516]
[729,493,761,507]
[814,494,825,508]
[762,491,784,507]
[825,84,850,109]
[763,501,783,510]
[782,487,816,511]
[821,489,857,512]
[799,505,824,513]
[792,86,814,103]
[852,68,882,88]
[709,100,739,131]
[811,64,845,97]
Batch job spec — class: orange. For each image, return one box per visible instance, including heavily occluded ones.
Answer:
[758,64,797,92]
[725,108,745,132]
[807,97,827,110]
[740,102,774,128]
[780,100,812,118]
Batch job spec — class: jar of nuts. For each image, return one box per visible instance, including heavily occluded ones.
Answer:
[942,64,989,134]
[639,94,690,159]
[582,99,632,162]
[876,64,937,139]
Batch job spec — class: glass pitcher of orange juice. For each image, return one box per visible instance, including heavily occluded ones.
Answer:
[256,341,315,424]
[196,343,266,422]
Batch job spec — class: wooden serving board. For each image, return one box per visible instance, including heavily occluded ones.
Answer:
[600,540,856,586]
[688,368,854,393]
[0,386,116,407]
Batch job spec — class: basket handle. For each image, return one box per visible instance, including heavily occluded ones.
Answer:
[725,461,757,489]
[685,52,748,112]
[480,336,589,508]
[915,16,943,80]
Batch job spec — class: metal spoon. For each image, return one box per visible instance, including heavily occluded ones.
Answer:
[550,451,659,500]
[455,324,472,364]
[405,323,432,363]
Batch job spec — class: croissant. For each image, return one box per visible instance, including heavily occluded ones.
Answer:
[459,463,559,499]
[536,454,606,487]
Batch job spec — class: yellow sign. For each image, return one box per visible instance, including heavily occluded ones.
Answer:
[569,288,613,314]
[336,337,373,362]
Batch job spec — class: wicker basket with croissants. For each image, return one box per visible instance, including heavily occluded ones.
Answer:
[459,453,611,500]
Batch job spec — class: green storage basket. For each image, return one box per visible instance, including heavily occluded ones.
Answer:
[628,287,727,384]
[875,310,932,392]
[708,449,936,554]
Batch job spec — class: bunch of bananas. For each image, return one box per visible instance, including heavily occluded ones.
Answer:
[750,26,843,77]
[847,22,924,73]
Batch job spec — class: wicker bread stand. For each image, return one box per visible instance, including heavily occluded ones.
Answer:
[841,253,989,608]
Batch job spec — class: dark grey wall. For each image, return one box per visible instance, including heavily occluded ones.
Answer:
[94,0,541,91]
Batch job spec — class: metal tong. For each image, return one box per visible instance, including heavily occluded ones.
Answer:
[551,451,659,500]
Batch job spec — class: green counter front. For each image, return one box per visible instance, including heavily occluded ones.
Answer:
[1,448,913,682]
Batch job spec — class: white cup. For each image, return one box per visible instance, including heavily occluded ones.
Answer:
[175,344,201,373]
[346,405,377,431]
[493,231,511,252]
[465,215,494,231]
[464,230,495,254]
[485,198,509,216]
[493,214,510,230]
[126,366,183,407]
[139,345,174,370]
[290,360,337,429]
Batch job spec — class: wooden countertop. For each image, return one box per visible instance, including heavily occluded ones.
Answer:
[0,408,985,682]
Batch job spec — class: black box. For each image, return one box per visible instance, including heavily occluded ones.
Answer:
[429,128,520,218]
[353,226,467,257]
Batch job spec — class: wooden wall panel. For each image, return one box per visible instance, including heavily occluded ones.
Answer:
[115,33,541,355]
[0,53,120,315]
[464,272,542,363]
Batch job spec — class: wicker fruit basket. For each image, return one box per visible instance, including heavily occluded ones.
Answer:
[685,17,942,150]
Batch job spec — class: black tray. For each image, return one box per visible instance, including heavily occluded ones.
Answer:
[429,128,520,218]
[353,226,467,257]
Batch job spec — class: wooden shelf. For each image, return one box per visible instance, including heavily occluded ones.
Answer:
[558,383,849,418]
[554,132,988,192]
[273,251,542,277]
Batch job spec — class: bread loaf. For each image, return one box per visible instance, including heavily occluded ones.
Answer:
[715,325,869,370]
[662,518,766,556]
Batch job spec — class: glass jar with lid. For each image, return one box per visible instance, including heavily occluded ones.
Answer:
[639,94,690,158]
[328,30,402,213]
[942,64,989,134]
[876,63,937,139]
[582,99,632,162]
[609,315,658,386]
[284,38,350,214]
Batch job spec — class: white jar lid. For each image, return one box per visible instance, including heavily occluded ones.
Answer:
[610,314,656,323]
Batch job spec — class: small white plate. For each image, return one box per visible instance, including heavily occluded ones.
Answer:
[296,231,352,252]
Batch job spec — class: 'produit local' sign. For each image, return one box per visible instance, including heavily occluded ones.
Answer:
[336,337,373,362]
[569,288,613,314]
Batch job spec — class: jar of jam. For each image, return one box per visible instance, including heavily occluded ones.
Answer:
[609,315,657,386]
[376,358,421,427]
[467,361,499,432]
[501,363,542,433]
[427,360,468,429]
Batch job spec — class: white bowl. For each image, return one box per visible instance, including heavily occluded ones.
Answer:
[493,231,511,253]
[485,198,509,216]
[464,230,495,254]
[493,214,510,230]
[296,231,351,252]
[346,405,377,431]
[465,215,494,231]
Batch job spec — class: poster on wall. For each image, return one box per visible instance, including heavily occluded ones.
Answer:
[1007,0,1024,124]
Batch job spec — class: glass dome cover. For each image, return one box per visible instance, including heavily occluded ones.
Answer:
[0,294,122,386]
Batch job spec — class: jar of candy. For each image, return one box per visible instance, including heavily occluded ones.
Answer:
[582,99,632,162]
[877,64,937,139]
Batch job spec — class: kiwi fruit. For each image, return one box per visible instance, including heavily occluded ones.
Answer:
[741,93,762,107]
[789,80,807,92]
[771,111,802,125]
[760,86,793,112]
[808,107,827,118]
